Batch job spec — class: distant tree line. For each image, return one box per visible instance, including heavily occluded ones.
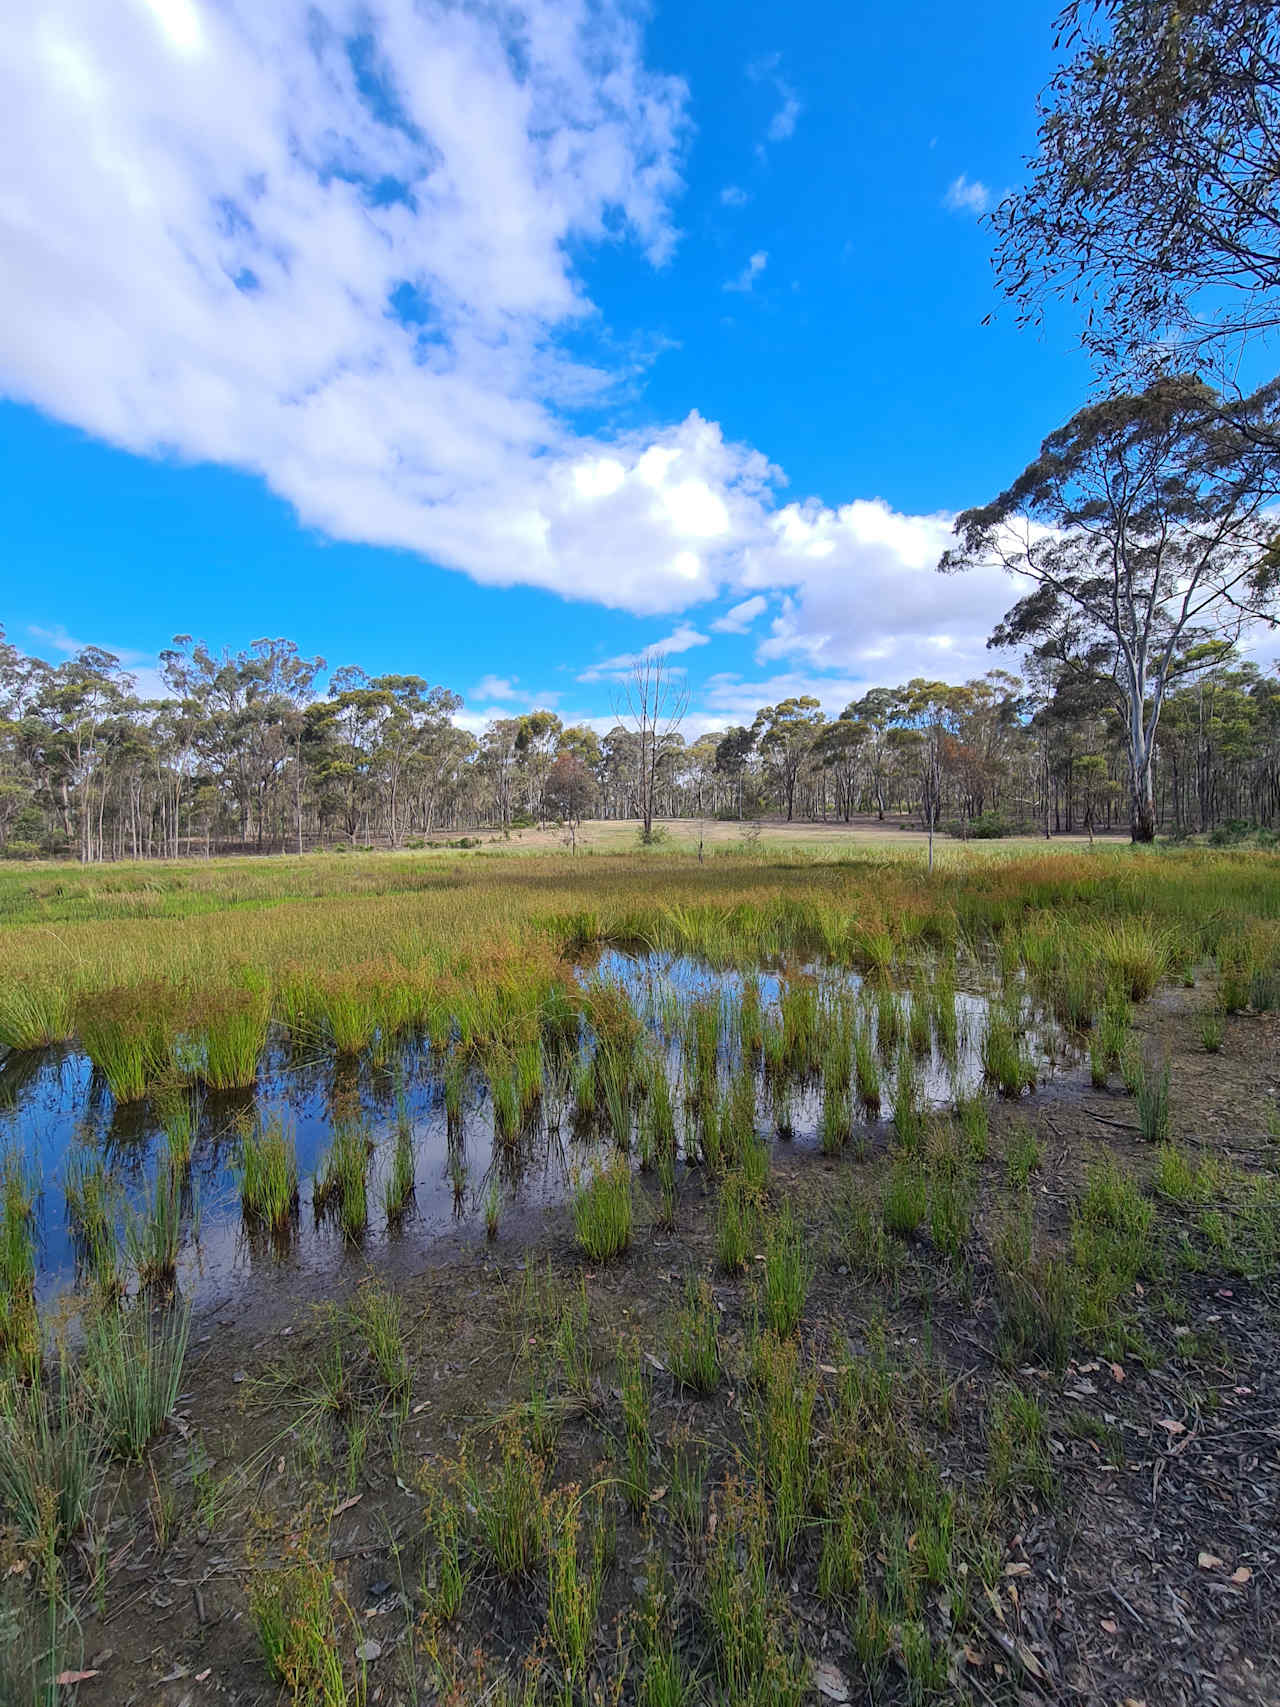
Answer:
[1,625,1277,861]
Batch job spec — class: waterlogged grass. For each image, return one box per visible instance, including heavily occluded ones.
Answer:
[239,1116,300,1234]
[1,841,1278,1703]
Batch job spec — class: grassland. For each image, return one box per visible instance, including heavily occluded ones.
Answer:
[1,838,1279,1706]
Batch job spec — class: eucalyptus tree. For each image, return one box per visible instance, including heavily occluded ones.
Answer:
[941,375,1280,840]
[713,725,755,820]
[751,697,824,822]
[995,0,1280,374]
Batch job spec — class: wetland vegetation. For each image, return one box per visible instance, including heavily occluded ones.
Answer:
[1,840,1278,1705]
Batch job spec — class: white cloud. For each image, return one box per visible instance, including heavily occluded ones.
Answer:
[719,184,749,207]
[724,251,768,293]
[578,623,709,682]
[766,91,801,143]
[738,497,1021,686]
[4,2,1035,704]
[944,174,991,215]
[472,674,517,701]
[711,595,767,634]
[746,53,801,151]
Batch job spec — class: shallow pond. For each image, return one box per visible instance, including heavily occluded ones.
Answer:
[0,950,1077,1307]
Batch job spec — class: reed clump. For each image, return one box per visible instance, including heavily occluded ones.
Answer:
[239,1116,301,1234]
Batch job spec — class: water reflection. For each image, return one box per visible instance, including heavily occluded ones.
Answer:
[0,950,1074,1307]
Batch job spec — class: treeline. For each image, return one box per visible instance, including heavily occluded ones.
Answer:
[1,628,1277,860]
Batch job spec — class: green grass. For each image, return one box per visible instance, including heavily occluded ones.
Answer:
[571,1161,632,1261]
[249,1547,363,1707]
[314,1127,370,1240]
[882,1158,927,1238]
[669,1275,720,1393]
[0,1355,103,1557]
[715,1172,759,1273]
[125,1150,188,1290]
[762,1203,811,1337]
[1135,1058,1172,1142]
[82,1302,190,1461]
[239,1116,300,1233]
[468,1428,547,1580]
[0,1152,38,1372]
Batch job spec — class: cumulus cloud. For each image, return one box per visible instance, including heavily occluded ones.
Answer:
[740,497,1020,685]
[724,251,768,293]
[944,174,991,215]
[711,595,768,634]
[2,1,1032,708]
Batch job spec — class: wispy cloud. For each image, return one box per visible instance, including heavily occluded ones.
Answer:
[724,251,768,293]
[944,174,991,215]
[711,595,767,634]
[472,674,517,701]
[577,623,708,682]
[719,184,750,208]
[746,53,802,154]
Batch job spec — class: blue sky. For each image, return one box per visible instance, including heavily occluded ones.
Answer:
[0,0,1096,735]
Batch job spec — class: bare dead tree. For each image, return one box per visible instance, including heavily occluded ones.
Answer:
[614,650,690,843]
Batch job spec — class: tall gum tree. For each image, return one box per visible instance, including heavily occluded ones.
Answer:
[940,376,1280,841]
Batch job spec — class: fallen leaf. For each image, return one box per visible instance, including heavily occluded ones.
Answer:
[1100,1617,1118,1635]
[1231,1566,1253,1585]
[56,1672,100,1686]
[1016,1643,1046,1679]
[962,1644,984,1666]
[355,1639,382,1663]
[1004,1562,1031,1577]
[1109,1362,1125,1383]
[649,1485,667,1502]
[813,1661,850,1702]
[1156,1418,1186,1436]
[1198,1551,1223,1570]
[195,1671,211,1683]
[332,1493,363,1518]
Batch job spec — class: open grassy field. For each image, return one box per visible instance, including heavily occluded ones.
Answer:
[1,839,1279,1706]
